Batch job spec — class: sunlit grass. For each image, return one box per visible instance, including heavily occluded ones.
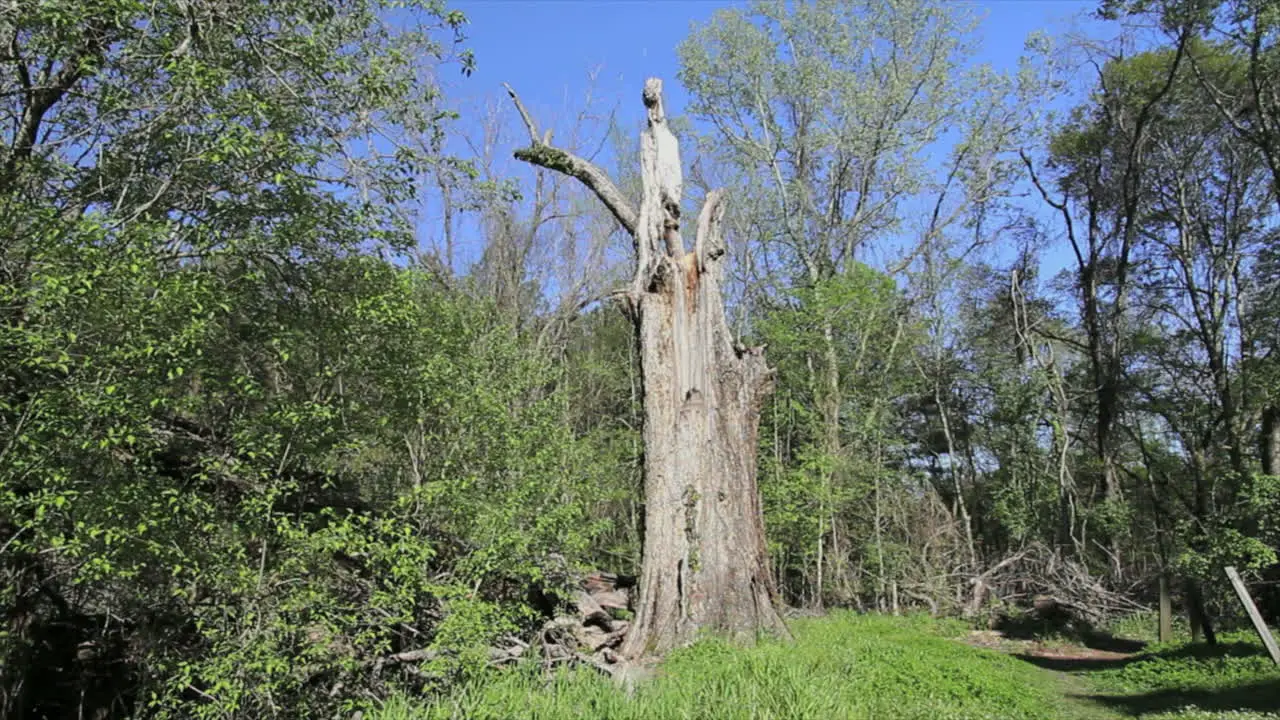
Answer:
[1085,629,1280,720]
[371,612,1280,720]
[373,612,1073,720]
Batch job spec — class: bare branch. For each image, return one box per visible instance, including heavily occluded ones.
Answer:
[1020,148,1086,272]
[505,84,638,239]
[503,82,540,144]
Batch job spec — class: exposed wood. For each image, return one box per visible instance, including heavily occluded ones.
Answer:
[368,641,526,675]
[966,549,1031,618]
[524,589,636,674]
[574,591,612,629]
[509,77,790,660]
[1262,407,1280,477]
[592,589,630,612]
[582,571,637,593]
[1224,566,1280,666]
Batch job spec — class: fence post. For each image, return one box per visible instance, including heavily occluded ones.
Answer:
[1224,566,1280,667]
[1158,574,1173,643]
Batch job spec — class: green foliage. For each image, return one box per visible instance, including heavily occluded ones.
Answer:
[1060,620,1280,720]
[1031,21,1280,587]
[676,0,1042,613]
[7,0,1280,714]
[755,264,925,605]
[677,0,986,271]
[2,222,604,716]
[557,307,644,572]
[0,0,616,716]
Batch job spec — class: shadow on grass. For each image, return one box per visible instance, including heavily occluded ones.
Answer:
[993,612,1148,655]
[1019,639,1273,674]
[1013,653,1137,673]
[1030,640,1280,717]
[1141,640,1271,662]
[1083,678,1280,716]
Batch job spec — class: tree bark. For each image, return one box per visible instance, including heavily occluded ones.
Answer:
[1262,406,1280,477]
[509,78,790,658]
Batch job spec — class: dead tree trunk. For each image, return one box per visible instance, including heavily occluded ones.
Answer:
[508,78,790,658]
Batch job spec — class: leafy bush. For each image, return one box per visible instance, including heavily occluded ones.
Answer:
[2,234,605,717]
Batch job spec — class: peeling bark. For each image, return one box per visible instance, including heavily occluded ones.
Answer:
[510,78,790,658]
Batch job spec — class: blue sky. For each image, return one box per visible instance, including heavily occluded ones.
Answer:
[426,0,1119,282]
[454,0,1103,111]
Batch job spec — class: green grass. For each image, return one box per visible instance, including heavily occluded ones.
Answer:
[374,612,1081,720]
[1079,629,1280,720]
[1104,611,1198,646]
[372,613,1280,720]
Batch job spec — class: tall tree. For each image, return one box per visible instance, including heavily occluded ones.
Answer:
[1104,0,1280,472]
[507,78,790,657]
[677,0,1029,607]
[1184,1,1280,476]
[1022,31,1191,579]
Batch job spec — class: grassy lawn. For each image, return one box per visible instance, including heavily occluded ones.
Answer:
[373,612,1280,720]
[1065,629,1280,720]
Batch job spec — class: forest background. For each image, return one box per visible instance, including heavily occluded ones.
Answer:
[3,0,1279,716]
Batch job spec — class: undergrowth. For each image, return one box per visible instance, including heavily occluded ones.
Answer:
[1105,611,1195,645]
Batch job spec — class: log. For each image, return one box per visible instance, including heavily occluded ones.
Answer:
[370,641,525,674]
[573,625,609,650]
[582,571,637,593]
[592,589,630,612]
[583,572,616,594]
[574,591,613,629]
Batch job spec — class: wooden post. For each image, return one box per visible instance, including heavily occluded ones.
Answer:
[1186,578,1203,642]
[1224,566,1280,666]
[1158,574,1173,643]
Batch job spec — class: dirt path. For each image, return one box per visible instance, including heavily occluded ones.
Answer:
[962,630,1138,719]
[964,629,1140,662]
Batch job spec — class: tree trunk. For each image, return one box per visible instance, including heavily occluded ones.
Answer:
[508,78,790,659]
[1186,578,1218,646]
[1262,406,1280,477]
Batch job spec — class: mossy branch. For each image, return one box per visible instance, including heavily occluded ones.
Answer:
[506,84,638,240]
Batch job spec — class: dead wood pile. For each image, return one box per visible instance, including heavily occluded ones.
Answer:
[967,543,1147,626]
[370,570,637,679]
[534,571,635,675]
